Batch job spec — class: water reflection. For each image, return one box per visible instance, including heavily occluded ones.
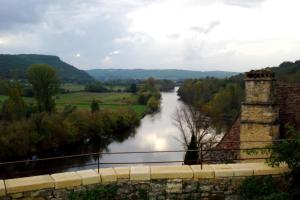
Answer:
[1,88,185,178]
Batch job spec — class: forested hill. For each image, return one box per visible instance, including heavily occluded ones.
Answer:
[86,69,238,81]
[0,54,94,83]
[229,60,300,84]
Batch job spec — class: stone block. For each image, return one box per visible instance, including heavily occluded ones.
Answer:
[51,172,82,189]
[114,167,130,179]
[96,168,117,183]
[0,180,5,196]
[247,163,290,175]
[228,163,254,176]
[5,175,54,194]
[76,169,100,185]
[130,166,150,181]
[210,164,234,177]
[151,165,193,179]
[190,165,215,179]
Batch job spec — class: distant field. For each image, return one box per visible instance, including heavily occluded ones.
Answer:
[0,92,147,116]
[61,83,85,92]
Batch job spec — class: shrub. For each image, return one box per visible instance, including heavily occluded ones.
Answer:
[239,176,289,200]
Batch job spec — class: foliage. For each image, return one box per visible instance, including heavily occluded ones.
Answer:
[137,77,161,113]
[266,124,300,171]
[127,83,138,93]
[184,134,199,165]
[147,96,160,113]
[0,54,94,83]
[178,77,244,132]
[85,82,108,93]
[0,80,26,121]
[0,108,140,160]
[157,79,175,91]
[239,176,289,200]
[27,64,60,113]
[90,100,100,113]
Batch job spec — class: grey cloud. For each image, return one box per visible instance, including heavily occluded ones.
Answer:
[190,21,220,34]
[0,0,51,31]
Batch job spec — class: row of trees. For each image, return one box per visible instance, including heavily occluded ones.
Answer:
[137,77,161,113]
[0,64,140,160]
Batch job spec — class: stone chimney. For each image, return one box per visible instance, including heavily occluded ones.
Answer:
[240,69,279,161]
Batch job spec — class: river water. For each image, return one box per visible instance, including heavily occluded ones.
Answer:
[2,88,186,178]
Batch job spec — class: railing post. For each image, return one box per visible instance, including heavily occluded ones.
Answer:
[200,143,203,170]
[97,152,100,174]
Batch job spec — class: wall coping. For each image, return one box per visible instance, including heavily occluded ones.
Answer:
[0,162,291,196]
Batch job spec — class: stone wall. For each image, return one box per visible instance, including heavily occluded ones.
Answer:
[0,163,290,200]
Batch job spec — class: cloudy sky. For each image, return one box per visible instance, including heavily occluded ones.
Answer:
[0,0,299,71]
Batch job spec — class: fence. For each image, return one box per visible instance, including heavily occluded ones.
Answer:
[0,139,291,179]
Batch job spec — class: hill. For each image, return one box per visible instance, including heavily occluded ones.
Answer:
[86,69,238,81]
[228,60,300,84]
[0,54,94,83]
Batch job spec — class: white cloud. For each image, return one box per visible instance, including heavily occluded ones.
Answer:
[0,0,300,71]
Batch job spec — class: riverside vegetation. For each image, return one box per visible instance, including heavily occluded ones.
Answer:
[0,64,164,161]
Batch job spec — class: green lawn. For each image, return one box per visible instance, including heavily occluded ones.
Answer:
[0,92,147,116]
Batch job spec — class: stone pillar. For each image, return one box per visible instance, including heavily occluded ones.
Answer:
[240,70,279,161]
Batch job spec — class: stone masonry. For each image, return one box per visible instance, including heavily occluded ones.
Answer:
[240,70,280,161]
[0,163,290,200]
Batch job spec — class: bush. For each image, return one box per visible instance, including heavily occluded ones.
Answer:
[147,96,160,113]
[239,176,289,200]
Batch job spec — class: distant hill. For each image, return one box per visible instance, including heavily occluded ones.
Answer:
[86,69,238,81]
[228,60,300,84]
[0,54,94,83]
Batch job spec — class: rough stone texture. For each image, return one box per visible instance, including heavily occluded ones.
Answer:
[151,165,193,179]
[5,175,54,194]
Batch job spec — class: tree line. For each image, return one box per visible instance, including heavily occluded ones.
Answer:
[0,64,140,160]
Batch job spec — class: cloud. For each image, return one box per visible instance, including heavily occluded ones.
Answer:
[0,0,299,72]
[190,21,221,34]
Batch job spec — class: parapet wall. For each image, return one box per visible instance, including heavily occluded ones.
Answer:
[0,163,290,200]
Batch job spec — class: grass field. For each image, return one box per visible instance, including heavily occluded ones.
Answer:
[0,92,147,116]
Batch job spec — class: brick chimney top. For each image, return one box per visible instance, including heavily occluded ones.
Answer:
[245,69,274,79]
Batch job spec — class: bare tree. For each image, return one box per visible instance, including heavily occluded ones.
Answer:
[173,104,219,164]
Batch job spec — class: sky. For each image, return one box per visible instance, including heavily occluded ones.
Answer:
[0,0,299,72]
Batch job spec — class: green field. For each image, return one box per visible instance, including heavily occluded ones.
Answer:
[0,92,147,116]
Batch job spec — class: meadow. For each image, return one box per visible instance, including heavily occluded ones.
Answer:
[0,92,147,117]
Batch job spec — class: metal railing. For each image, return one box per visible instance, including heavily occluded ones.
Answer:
[0,139,292,179]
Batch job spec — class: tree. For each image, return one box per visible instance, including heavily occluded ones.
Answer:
[27,64,60,113]
[0,80,26,121]
[173,105,218,164]
[128,83,137,94]
[91,100,100,113]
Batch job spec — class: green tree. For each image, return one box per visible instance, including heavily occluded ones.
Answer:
[91,100,100,113]
[147,96,160,112]
[0,80,26,121]
[27,64,60,113]
[128,83,137,94]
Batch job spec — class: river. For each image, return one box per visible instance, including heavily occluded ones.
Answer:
[1,88,186,178]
